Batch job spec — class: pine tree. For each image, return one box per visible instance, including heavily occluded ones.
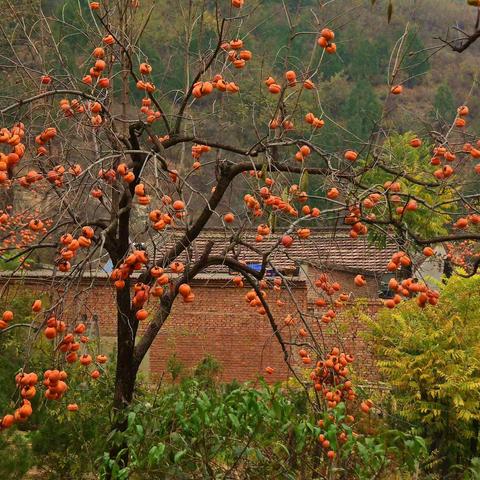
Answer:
[402,29,430,86]
[343,79,381,142]
[432,83,456,123]
[349,40,380,80]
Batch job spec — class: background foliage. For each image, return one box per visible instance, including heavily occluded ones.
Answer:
[368,274,480,475]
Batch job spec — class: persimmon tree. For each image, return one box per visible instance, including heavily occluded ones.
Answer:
[0,0,479,473]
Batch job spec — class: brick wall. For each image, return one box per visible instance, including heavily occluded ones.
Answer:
[0,272,379,382]
[148,281,306,383]
[302,266,382,380]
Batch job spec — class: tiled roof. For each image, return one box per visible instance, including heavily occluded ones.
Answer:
[145,228,398,275]
[0,229,398,281]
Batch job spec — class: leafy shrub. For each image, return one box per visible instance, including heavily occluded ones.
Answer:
[102,369,425,479]
[1,291,113,479]
[1,344,425,480]
[367,274,480,475]
[0,429,34,479]
[29,360,116,479]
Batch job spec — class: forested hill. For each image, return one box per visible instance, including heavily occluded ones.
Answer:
[4,0,480,145]
[0,0,479,260]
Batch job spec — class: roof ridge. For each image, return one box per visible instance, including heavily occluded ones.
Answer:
[149,226,352,234]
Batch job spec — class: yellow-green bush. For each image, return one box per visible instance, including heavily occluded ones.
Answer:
[368,274,480,473]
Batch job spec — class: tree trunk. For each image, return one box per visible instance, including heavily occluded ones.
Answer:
[113,279,139,409]
[443,258,453,280]
[109,363,137,476]
[105,280,140,478]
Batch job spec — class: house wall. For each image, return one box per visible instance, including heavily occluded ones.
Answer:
[303,267,382,380]
[0,273,380,382]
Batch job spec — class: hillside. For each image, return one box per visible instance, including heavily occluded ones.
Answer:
[0,0,479,245]
[4,0,480,138]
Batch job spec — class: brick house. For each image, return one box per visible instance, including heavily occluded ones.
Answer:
[0,228,441,383]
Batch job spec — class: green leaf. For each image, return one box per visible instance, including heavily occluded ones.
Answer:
[175,400,184,415]
[274,441,291,458]
[118,467,130,480]
[174,449,187,464]
[228,413,240,429]
[127,411,136,427]
[148,443,165,465]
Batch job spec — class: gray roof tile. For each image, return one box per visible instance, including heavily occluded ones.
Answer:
[145,228,397,275]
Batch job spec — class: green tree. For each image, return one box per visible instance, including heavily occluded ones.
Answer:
[367,274,480,474]
[432,82,456,123]
[343,79,381,142]
[402,29,430,86]
[360,133,454,249]
[348,40,381,80]
[372,35,392,79]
